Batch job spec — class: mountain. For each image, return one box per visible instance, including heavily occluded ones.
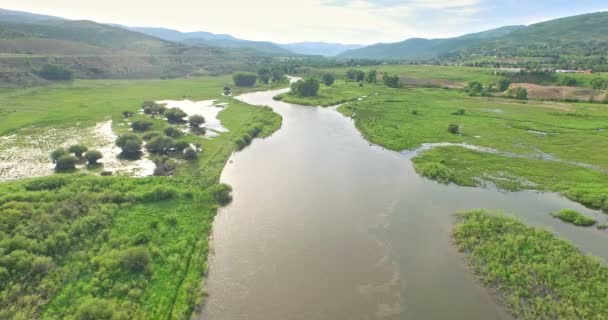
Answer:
[338,25,524,60]
[122,26,291,55]
[278,42,364,56]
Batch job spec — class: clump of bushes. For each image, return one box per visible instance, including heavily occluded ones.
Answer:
[382,73,401,88]
[188,115,206,133]
[164,108,187,124]
[84,150,103,165]
[235,126,262,150]
[551,209,596,226]
[322,73,335,86]
[346,69,365,82]
[143,131,161,141]
[37,64,74,81]
[232,72,257,87]
[75,298,126,320]
[115,133,142,159]
[210,183,233,206]
[507,87,528,100]
[55,155,79,171]
[448,123,460,134]
[68,144,88,158]
[290,78,320,97]
[146,136,175,155]
[51,148,68,163]
[153,156,177,176]
[120,247,151,273]
[183,147,198,160]
[365,70,377,83]
[452,108,466,116]
[415,162,454,184]
[131,120,153,132]
[122,111,133,118]
[164,126,183,138]
[465,81,483,96]
[142,101,166,116]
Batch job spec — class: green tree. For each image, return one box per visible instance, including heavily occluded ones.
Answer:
[130,120,153,132]
[50,148,68,163]
[37,64,74,81]
[146,136,175,155]
[515,87,528,100]
[84,150,103,165]
[448,123,460,134]
[164,126,183,138]
[466,81,483,96]
[291,78,320,97]
[232,72,257,87]
[68,144,88,158]
[164,108,187,123]
[497,78,511,92]
[188,114,206,130]
[257,68,271,84]
[365,70,377,83]
[55,155,79,171]
[115,133,142,159]
[322,73,335,86]
[383,73,401,88]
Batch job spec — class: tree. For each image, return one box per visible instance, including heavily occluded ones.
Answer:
[115,133,142,159]
[290,78,320,97]
[84,150,103,165]
[223,86,232,96]
[515,87,528,100]
[257,68,271,84]
[497,78,511,92]
[183,147,198,160]
[365,70,377,83]
[146,136,175,154]
[50,148,68,163]
[142,102,166,116]
[164,126,183,137]
[131,120,153,132]
[37,64,73,81]
[346,69,365,82]
[164,108,187,123]
[383,73,401,88]
[448,123,460,134]
[55,155,78,171]
[210,183,233,206]
[466,81,483,96]
[271,67,286,82]
[68,144,88,158]
[120,247,151,273]
[188,115,206,130]
[322,73,335,86]
[232,72,257,87]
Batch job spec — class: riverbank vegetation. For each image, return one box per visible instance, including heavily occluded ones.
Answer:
[0,74,282,318]
[454,210,608,319]
[551,209,597,226]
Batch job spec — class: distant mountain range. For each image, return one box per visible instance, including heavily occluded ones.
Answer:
[339,12,608,60]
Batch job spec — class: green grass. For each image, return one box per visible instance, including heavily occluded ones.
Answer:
[275,81,383,107]
[0,75,284,319]
[454,210,608,320]
[551,209,597,227]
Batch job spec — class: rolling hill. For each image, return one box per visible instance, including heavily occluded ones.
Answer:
[278,42,364,56]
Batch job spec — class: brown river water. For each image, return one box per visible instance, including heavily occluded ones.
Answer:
[199,87,608,320]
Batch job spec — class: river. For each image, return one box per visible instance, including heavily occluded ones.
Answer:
[199,87,608,320]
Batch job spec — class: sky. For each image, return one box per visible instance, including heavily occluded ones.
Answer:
[3,0,608,44]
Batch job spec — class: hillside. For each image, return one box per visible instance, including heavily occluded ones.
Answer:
[124,26,292,55]
[279,42,364,56]
[338,25,524,60]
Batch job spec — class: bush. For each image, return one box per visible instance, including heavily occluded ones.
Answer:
[232,72,257,87]
[120,247,151,273]
[321,73,335,86]
[37,64,73,81]
[164,126,183,137]
[452,108,465,116]
[146,136,175,154]
[76,298,125,320]
[122,111,133,118]
[411,110,418,115]
[188,114,206,130]
[497,78,511,92]
[183,147,198,160]
[24,176,66,191]
[346,69,365,82]
[115,133,142,159]
[210,183,233,206]
[466,81,483,96]
[365,70,377,83]
[30,256,54,276]
[164,108,187,123]
[448,123,460,134]
[131,120,153,132]
[55,155,79,171]
[68,144,88,158]
[140,186,178,202]
[257,68,271,84]
[153,156,177,176]
[143,131,161,141]
[515,87,528,100]
[84,150,103,165]
[415,162,454,183]
[142,102,166,116]
[383,74,401,88]
[291,78,320,97]
[552,209,596,226]
[174,141,190,153]
[50,148,68,163]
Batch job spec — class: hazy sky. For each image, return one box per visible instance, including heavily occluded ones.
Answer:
[3,0,608,44]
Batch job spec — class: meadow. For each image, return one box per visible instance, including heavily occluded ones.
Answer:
[0,75,282,319]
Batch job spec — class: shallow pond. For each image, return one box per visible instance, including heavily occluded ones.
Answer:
[200,88,608,320]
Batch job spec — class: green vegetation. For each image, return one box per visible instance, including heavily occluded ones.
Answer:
[115,133,143,159]
[232,72,258,87]
[68,144,88,159]
[414,162,454,184]
[37,64,74,81]
[0,73,283,319]
[55,154,78,171]
[322,73,335,86]
[84,150,103,165]
[551,209,596,227]
[164,108,187,124]
[382,73,401,88]
[454,210,608,319]
[290,78,320,97]
[131,120,154,132]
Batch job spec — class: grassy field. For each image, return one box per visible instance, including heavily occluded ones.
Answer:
[0,76,283,319]
[454,210,608,319]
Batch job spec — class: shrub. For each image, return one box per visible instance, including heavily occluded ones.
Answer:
[415,162,454,183]
[131,120,153,132]
[122,111,133,117]
[173,141,190,153]
[210,183,233,206]
[452,108,465,116]
[291,78,320,97]
[84,150,103,165]
[448,123,460,134]
[55,155,79,171]
[321,73,335,86]
[365,70,377,83]
[68,144,88,158]
[411,110,418,115]
[143,131,161,141]
[497,78,511,92]
[115,133,142,159]
[515,87,528,100]
[30,256,54,276]
[466,81,483,96]
[142,102,166,116]
[346,69,365,82]
[140,186,178,202]
[50,148,68,163]
[551,209,596,226]
[37,64,73,81]
[232,72,257,87]
[25,176,66,191]
[188,115,206,130]
[164,126,183,137]
[257,68,271,84]
[153,156,177,176]
[184,148,198,160]
[146,136,175,154]
[120,247,151,273]
[383,74,401,88]
[164,108,187,123]
[76,298,125,320]
[223,86,232,96]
